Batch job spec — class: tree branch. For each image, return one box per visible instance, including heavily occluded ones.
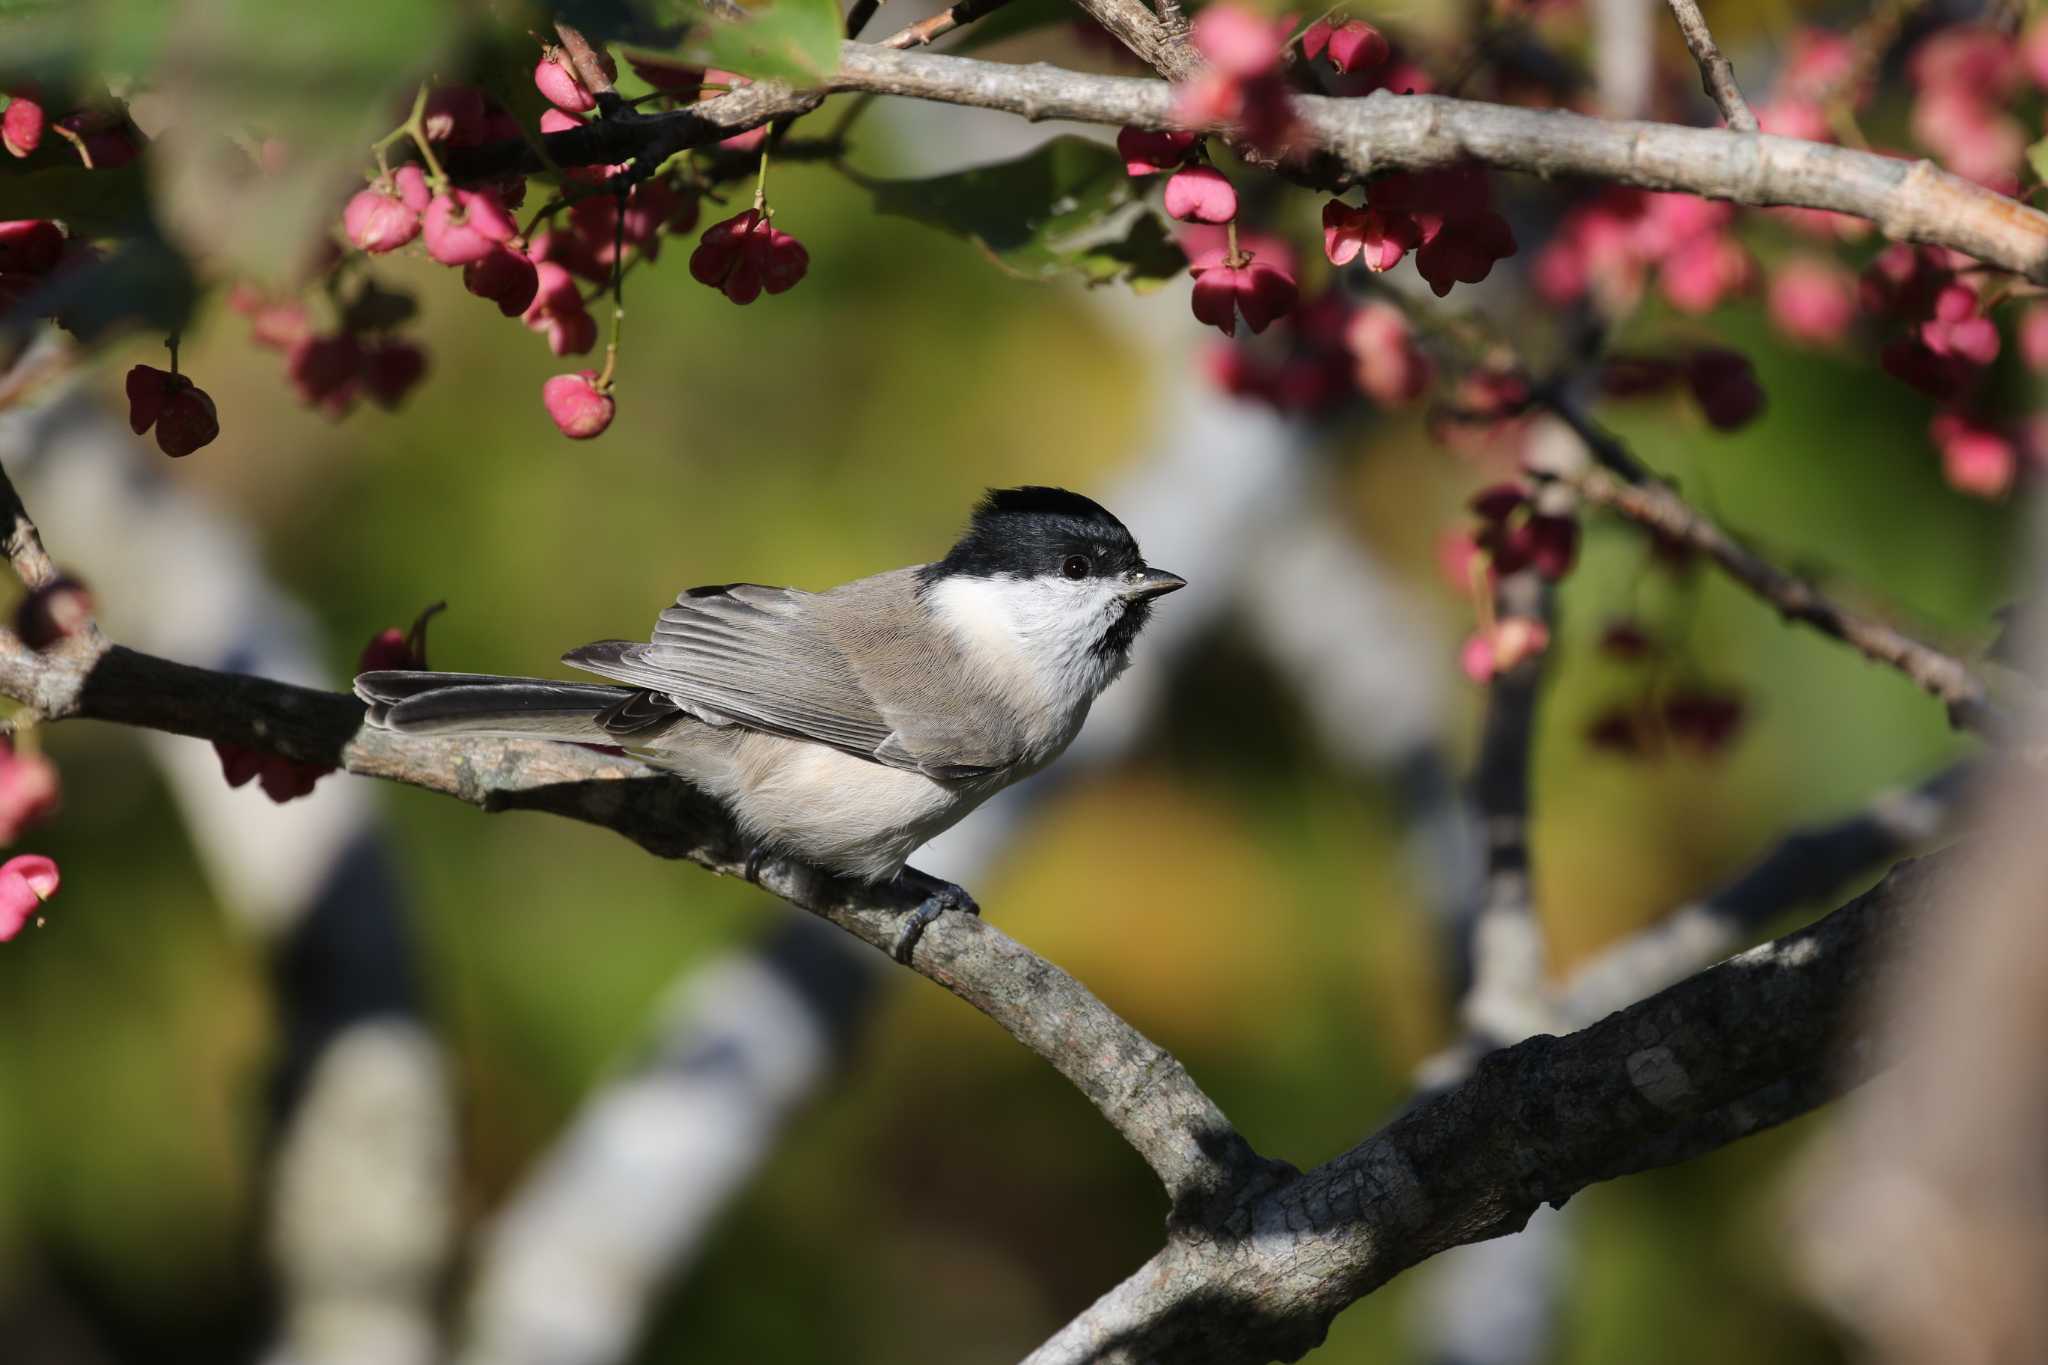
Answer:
[1458,566,1554,1049]
[1026,856,1940,1364]
[877,0,1016,51]
[440,44,2048,284]
[1068,0,1202,83]
[1662,0,1758,132]
[1526,412,2002,737]
[1560,759,1974,1024]
[0,447,1262,1215]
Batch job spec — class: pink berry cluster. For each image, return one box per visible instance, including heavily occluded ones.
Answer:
[1595,348,1766,433]
[1203,282,1430,415]
[1534,189,1750,316]
[1861,244,2032,497]
[1585,620,1747,760]
[307,38,813,440]
[224,282,429,420]
[1324,167,1518,298]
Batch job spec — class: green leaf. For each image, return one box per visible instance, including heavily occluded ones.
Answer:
[868,136,1188,291]
[624,0,843,83]
[2029,135,2048,188]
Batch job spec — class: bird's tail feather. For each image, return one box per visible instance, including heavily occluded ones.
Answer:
[355,670,632,742]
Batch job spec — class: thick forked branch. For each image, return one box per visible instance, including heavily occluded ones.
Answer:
[442,44,2048,283]
[1663,0,1758,132]
[1027,857,1938,1365]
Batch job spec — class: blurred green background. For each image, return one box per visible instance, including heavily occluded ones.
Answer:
[0,2,2022,1362]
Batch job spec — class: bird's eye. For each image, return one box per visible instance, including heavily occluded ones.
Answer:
[1062,555,1091,580]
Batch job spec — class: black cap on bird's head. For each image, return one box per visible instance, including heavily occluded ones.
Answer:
[924,487,1186,595]
[921,487,1186,658]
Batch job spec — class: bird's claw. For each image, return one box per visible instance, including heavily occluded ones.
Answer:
[890,878,979,965]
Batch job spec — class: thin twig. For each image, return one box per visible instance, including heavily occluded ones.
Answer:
[877,0,1015,50]
[1662,0,1758,132]
[552,20,619,98]
[1529,410,2000,737]
[844,0,882,39]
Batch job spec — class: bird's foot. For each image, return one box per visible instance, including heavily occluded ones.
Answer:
[743,847,770,886]
[890,875,980,965]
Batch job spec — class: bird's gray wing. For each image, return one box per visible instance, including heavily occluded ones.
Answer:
[561,582,911,767]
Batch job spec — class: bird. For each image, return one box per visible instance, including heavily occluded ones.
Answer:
[355,486,1186,960]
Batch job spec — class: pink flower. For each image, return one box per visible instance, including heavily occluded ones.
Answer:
[2020,303,2048,373]
[1462,618,1550,682]
[1686,348,1765,431]
[1414,211,1516,297]
[125,365,221,457]
[535,53,602,114]
[1117,127,1197,175]
[1659,233,1753,313]
[462,245,541,316]
[1908,25,2020,99]
[1345,301,1432,407]
[1188,248,1297,337]
[1190,4,1286,78]
[1163,165,1237,223]
[287,333,364,417]
[542,371,615,439]
[520,261,598,358]
[213,741,332,803]
[361,340,427,410]
[1931,414,2016,498]
[0,742,59,843]
[343,168,429,254]
[422,189,517,266]
[3,89,44,158]
[689,209,808,305]
[0,854,58,941]
[521,260,599,356]
[1663,689,1747,754]
[1323,200,1418,272]
[1919,283,1999,367]
[1767,257,1857,345]
[1303,19,1389,74]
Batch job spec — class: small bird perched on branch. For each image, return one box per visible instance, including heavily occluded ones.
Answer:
[356,486,1185,959]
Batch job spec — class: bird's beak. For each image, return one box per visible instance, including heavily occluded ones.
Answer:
[1121,566,1188,600]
